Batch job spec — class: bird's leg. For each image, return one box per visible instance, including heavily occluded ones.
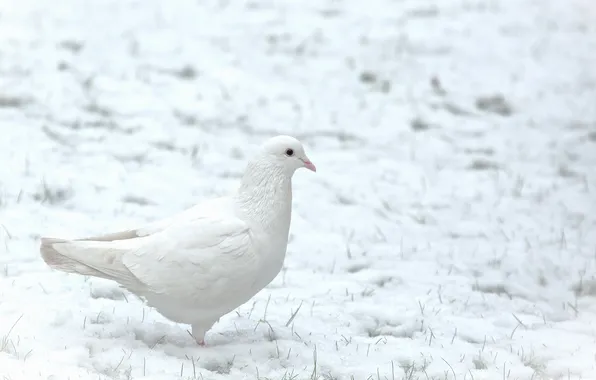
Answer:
[190,323,208,346]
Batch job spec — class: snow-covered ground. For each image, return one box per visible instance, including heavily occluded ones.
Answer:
[0,0,595,378]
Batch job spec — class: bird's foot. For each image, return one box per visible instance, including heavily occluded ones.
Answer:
[188,330,205,346]
[189,323,209,347]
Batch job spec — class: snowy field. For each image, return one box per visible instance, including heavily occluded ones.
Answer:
[1,0,595,379]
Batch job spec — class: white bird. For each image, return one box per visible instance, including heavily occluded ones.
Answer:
[40,135,316,346]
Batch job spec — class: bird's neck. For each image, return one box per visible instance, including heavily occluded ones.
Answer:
[235,160,293,234]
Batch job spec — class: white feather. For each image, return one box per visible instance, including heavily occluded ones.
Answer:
[40,135,316,345]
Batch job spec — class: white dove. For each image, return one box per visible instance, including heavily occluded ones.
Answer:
[40,135,316,346]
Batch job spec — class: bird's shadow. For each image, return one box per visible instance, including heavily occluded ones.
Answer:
[132,318,296,354]
[132,323,193,349]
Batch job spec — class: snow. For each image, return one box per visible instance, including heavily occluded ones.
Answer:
[0,0,595,378]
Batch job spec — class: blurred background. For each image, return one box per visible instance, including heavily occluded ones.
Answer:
[0,0,595,379]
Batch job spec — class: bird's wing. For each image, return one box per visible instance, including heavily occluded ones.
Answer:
[75,197,232,242]
[121,214,254,300]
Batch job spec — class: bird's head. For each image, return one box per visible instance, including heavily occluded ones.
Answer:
[258,135,317,175]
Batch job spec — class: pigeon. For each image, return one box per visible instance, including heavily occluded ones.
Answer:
[40,135,316,345]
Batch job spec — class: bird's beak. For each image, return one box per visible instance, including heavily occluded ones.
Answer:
[301,157,317,172]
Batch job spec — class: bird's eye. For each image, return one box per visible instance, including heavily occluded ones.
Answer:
[285,148,294,156]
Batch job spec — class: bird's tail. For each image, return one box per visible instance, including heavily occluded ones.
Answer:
[40,237,126,281]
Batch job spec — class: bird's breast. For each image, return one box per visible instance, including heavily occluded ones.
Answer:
[248,232,288,291]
